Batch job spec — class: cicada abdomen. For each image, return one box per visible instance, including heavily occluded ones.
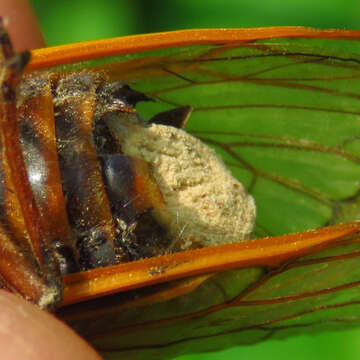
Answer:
[0,22,256,309]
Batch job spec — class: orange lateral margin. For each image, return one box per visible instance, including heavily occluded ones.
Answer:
[27,27,360,71]
[62,222,360,306]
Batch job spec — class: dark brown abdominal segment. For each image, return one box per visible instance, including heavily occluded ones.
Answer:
[149,105,192,129]
[100,153,170,260]
[54,73,123,270]
[18,75,79,274]
[94,84,175,261]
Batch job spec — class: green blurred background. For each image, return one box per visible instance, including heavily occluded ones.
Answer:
[30,0,360,46]
[28,1,360,359]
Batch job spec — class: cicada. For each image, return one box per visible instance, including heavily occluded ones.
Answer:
[2,17,260,307]
[2,20,360,359]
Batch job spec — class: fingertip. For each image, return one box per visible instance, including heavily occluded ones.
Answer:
[0,290,102,360]
[0,0,45,50]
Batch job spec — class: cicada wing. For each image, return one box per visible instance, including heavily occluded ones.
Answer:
[58,223,360,359]
[45,30,360,359]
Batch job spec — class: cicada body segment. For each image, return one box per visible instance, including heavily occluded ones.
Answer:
[17,74,79,275]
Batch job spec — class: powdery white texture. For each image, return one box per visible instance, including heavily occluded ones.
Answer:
[122,123,256,250]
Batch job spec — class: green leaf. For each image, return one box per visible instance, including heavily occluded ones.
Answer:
[56,35,360,359]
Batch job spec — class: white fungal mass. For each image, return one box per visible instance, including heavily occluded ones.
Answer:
[122,123,256,250]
